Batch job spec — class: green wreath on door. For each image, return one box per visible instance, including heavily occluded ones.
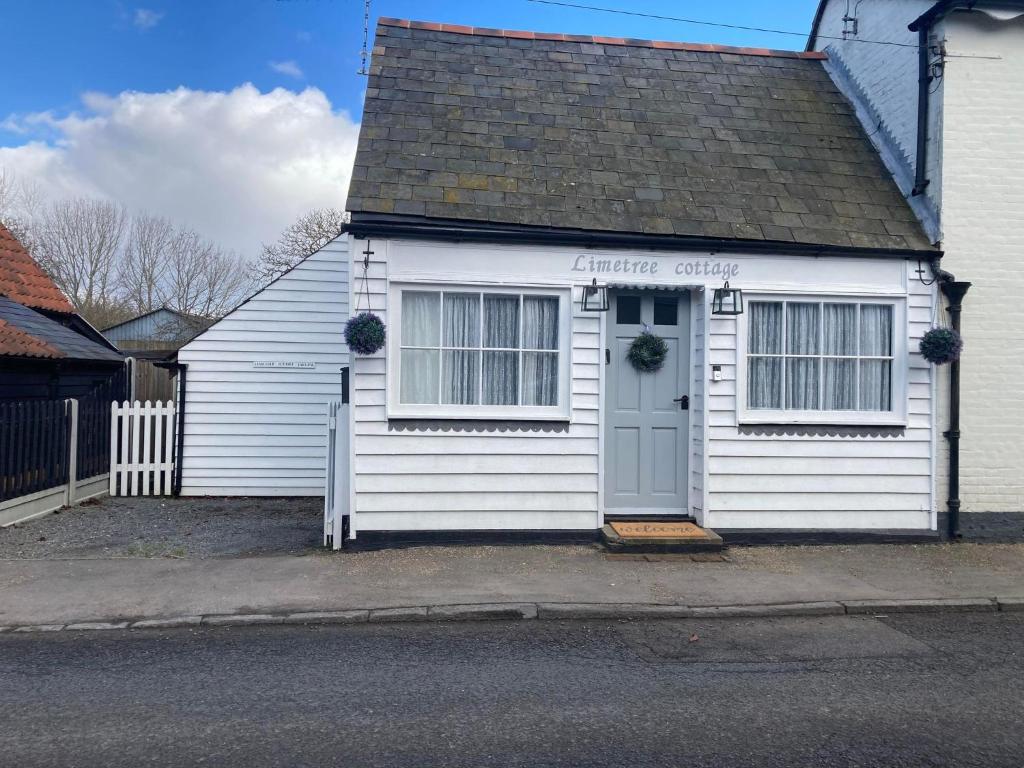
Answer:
[627,324,668,373]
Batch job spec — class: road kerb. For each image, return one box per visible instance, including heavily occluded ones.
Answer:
[65,622,130,631]
[537,603,691,620]
[282,610,370,625]
[428,603,538,621]
[202,613,288,627]
[3,596,1017,634]
[368,606,430,623]
[688,602,845,618]
[996,597,1024,612]
[131,616,203,630]
[842,597,997,615]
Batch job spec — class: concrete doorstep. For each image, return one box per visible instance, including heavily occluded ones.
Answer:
[3,596,1022,634]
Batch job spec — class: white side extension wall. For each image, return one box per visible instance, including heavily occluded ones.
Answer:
[177,236,350,496]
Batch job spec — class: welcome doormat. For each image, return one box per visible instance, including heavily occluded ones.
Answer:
[608,522,710,540]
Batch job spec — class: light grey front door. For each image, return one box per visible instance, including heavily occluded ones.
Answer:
[604,291,690,514]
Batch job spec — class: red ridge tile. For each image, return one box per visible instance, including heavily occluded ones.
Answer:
[375,18,828,60]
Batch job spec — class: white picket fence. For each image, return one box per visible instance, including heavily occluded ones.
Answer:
[110,400,176,496]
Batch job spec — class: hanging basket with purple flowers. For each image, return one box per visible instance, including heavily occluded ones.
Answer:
[344,312,386,355]
[919,327,963,365]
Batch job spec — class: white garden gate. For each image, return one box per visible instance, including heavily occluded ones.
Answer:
[110,400,176,496]
[323,368,351,549]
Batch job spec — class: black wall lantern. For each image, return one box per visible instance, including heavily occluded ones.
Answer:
[712,281,744,315]
[581,278,609,312]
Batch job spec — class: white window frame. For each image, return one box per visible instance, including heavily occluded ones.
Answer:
[736,293,908,426]
[387,281,572,420]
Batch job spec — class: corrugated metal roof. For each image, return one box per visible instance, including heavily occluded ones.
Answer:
[102,307,202,344]
[0,223,76,314]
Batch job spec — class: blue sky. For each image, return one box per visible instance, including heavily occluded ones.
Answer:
[1,0,821,138]
[0,0,820,254]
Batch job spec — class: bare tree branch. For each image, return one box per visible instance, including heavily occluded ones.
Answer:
[254,207,347,285]
[32,198,128,327]
[1,180,263,328]
[121,212,175,313]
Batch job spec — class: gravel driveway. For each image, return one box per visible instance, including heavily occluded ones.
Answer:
[0,496,322,559]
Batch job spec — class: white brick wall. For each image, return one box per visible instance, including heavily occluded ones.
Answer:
[939,13,1024,512]
[814,3,1024,513]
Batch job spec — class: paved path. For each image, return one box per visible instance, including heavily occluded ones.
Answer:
[2,613,1022,767]
[1,542,1023,627]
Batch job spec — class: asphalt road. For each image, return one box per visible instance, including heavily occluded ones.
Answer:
[2,613,1022,767]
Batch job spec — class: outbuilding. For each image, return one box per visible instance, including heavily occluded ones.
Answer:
[334,19,947,543]
[174,237,350,496]
[0,223,124,402]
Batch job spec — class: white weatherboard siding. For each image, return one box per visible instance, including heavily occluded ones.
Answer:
[705,269,936,530]
[689,291,707,523]
[177,237,350,496]
[351,240,600,532]
[350,238,938,533]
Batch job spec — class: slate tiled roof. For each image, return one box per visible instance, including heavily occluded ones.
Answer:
[0,317,60,358]
[0,223,76,314]
[0,295,123,362]
[347,19,933,251]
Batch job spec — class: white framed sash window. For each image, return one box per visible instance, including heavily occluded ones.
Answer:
[388,282,571,420]
[737,295,907,425]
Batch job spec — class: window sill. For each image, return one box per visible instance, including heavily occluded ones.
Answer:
[738,413,908,428]
[386,406,571,422]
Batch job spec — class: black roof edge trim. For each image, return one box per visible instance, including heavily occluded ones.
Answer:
[805,0,829,51]
[348,213,940,260]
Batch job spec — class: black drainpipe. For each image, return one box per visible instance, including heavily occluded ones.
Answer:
[912,24,932,196]
[939,280,970,538]
[173,364,188,497]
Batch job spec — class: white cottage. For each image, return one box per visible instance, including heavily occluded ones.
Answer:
[333,19,947,544]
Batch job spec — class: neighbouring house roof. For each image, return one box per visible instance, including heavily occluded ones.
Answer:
[100,306,206,335]
[347,19,934,252]
[0,295,123,362]
[0,222,76,314]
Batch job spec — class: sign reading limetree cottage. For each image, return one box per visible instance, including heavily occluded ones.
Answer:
[571,255,742,280]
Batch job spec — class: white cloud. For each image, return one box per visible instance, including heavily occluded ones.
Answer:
[269,60,304,79]
[0,85,360,256]
[133,8,164,30]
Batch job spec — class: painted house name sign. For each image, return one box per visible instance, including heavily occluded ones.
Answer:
[252,361,317,369]
[571,254,740,279]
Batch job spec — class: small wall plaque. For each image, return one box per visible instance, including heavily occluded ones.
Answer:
[251,361,316,369]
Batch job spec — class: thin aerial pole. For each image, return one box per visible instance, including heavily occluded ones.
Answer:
[357,0,371,75]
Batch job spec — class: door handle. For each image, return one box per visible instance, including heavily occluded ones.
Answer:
[673,395,689,410]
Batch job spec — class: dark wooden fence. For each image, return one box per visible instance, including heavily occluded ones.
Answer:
[76,370,126,481]
[0,366,127,503]
[128,359,176,402]
[0,400,70,503]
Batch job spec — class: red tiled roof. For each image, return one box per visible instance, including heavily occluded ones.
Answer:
[378,18,829,59]
[0,222,75,314]
[0,317,61,358]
